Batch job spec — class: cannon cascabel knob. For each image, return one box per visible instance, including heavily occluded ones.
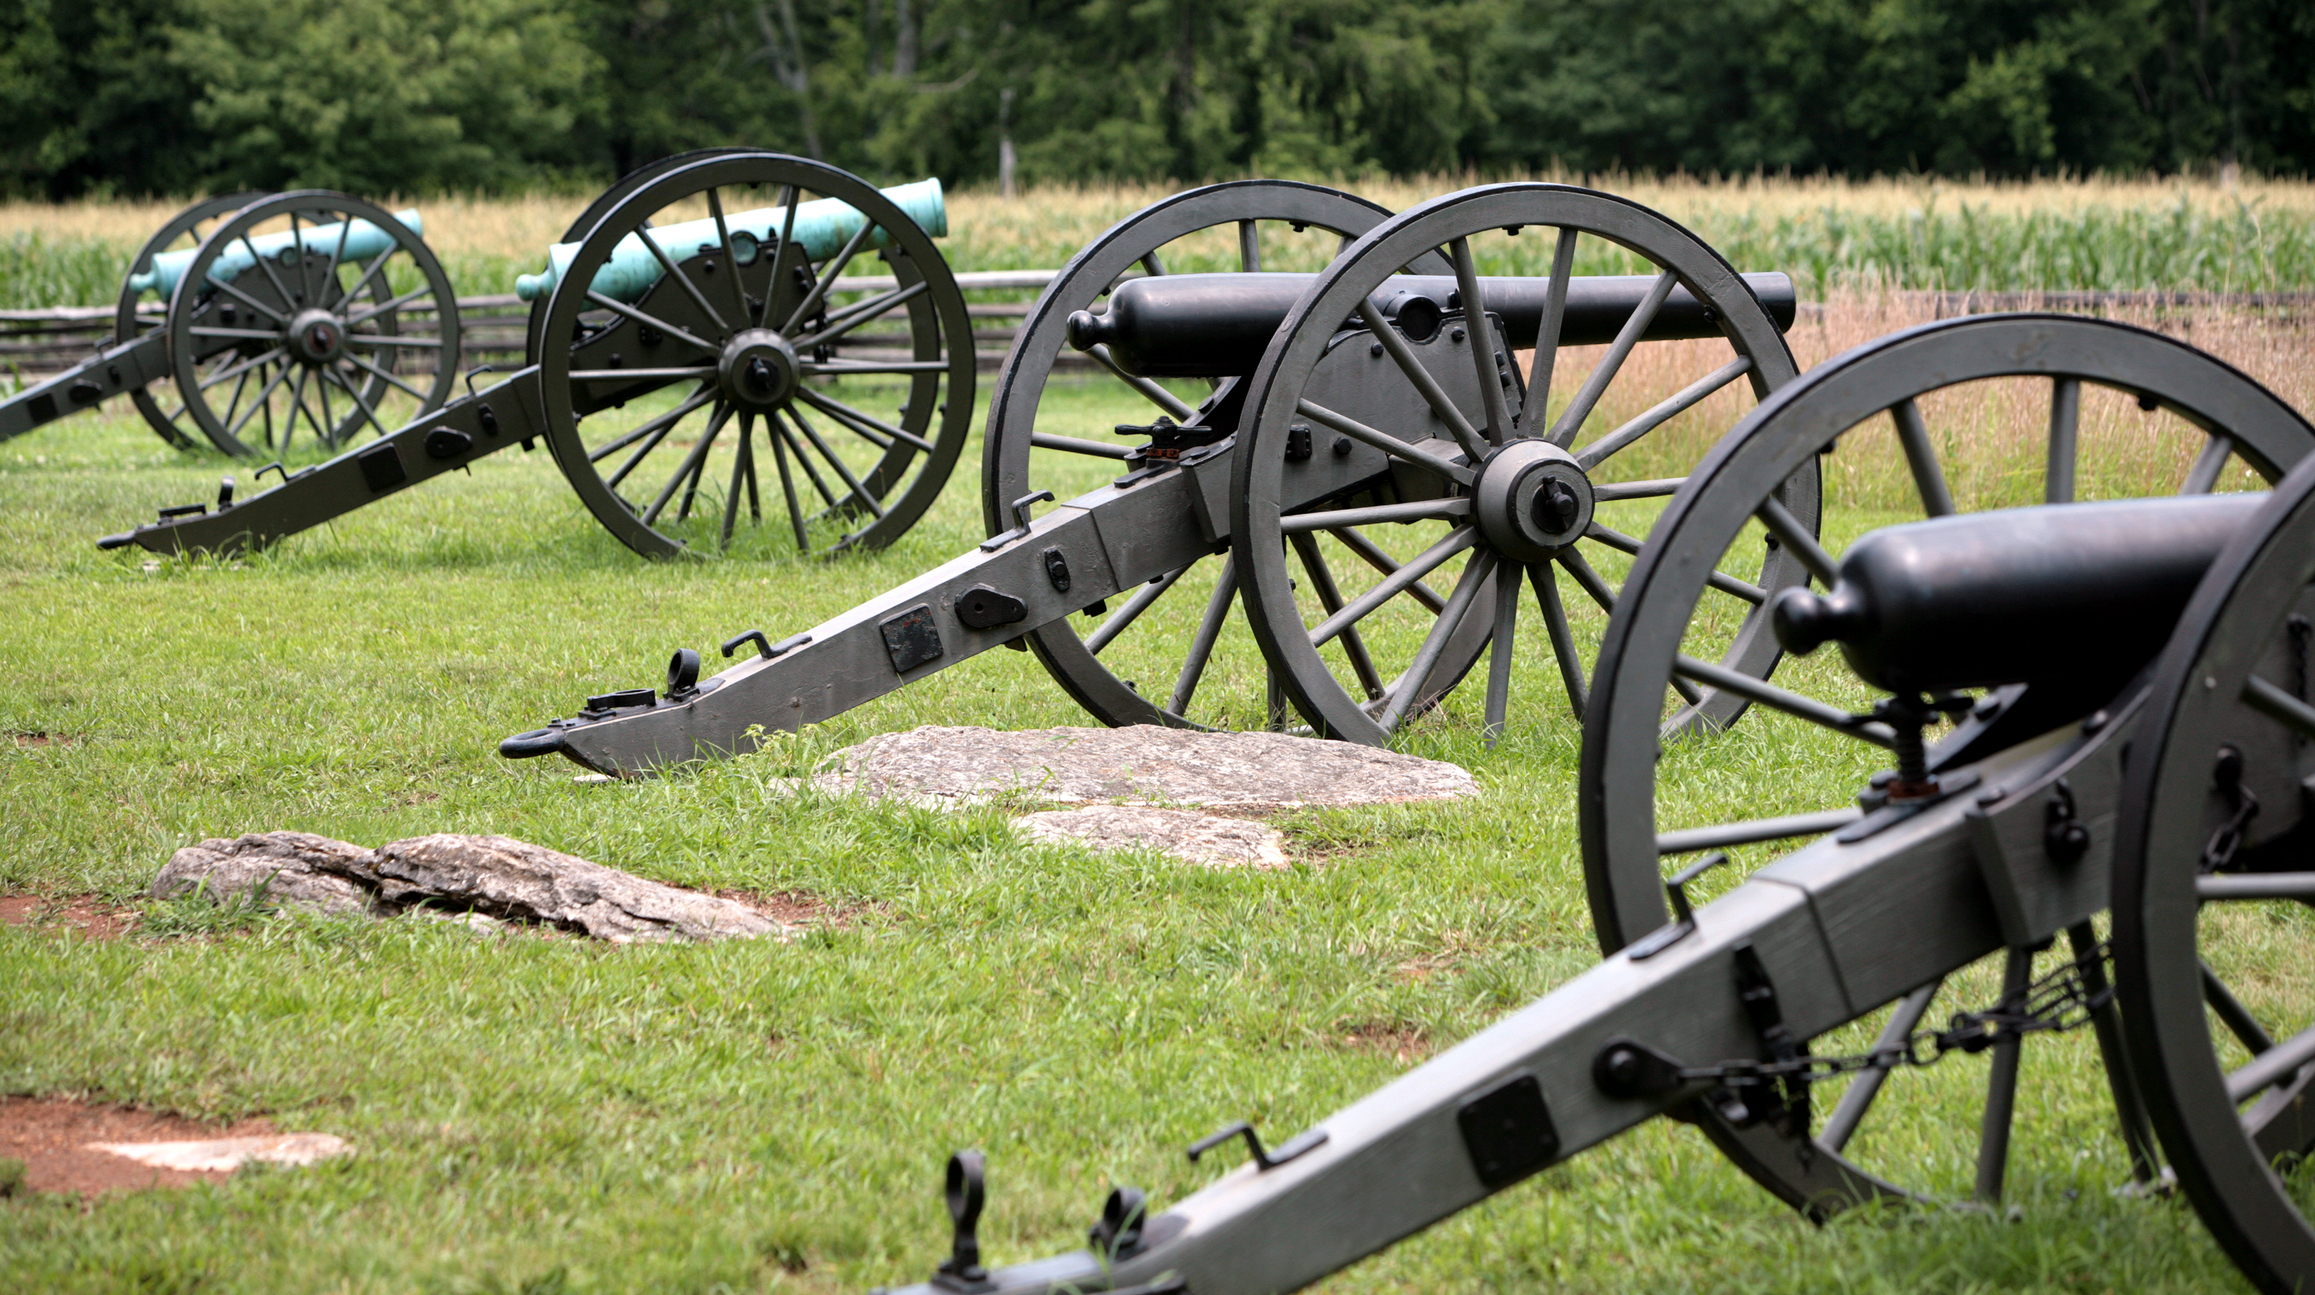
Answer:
[1064,309,1115,352]
[1769,584,1867,656]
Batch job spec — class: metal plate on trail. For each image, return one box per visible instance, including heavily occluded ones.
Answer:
[1457,1071,1559,1189]
[881,604,945,674]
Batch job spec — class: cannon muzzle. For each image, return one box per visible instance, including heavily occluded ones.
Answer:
[1771,492,2267,697]
[129,209,424,298]
[513,178,947,304]
[1067,270,1797,377]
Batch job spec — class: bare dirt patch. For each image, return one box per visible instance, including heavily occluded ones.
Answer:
[717,889,861,928]
[11,732,72,748]
[1339,1023,1431,1064]
[0,894,135,939]
[0,1097,275,1196]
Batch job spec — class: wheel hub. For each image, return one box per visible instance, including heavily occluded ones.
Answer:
[286,308,347,367]
[1472,438,1594,561]
[720,329,800,412]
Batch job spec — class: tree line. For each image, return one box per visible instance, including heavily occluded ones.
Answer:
[3,0,2308,200]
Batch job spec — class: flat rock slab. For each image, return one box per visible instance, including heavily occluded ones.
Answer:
[804,726,1476,810]
[152,832,788,943]
[1016,805,1290,868]
[89,1133,350,1173]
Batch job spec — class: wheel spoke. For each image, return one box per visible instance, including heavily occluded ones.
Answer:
[588,384,718,463]
[788,405,884,517]
[323,368,391,442]
[1376,549,1498,733]
[1525,228,1579,429]
[773,414,841,509]
[288,213,313,304]
[226,361,295,442]
[1755,495,1838,587]
[794,279,930,348]
[2198,872,2315,902]
[796,387,938,454]
[1139,250,1167,278]
[2071,921,2161,1183]
[582,290,718,354]
[342,350,430,401]
[2204,960,2277,1054]
[1086,563,1192,655]
[203,274,289,325]
[801,359,953,376]
[342,334,442,350]
[1582,524,1765,604]
[341,283,436,328]
[782,216,876,334]
[190,326,287,342]
[1290,534,1384,701]
[604,413,684,491]
[642,402,734,526]
[1546,269,1678,446]
[719,414,754,550]
[1819,981,1942,1154]
[705,187,754,326]
[1656,808,1866,856]
[1310,526,1478,647]
[1282,498,1470,533]
[200,345,287,390]
[1295,398,1474,485]
[569,366,717,382]
[215,369,251,432]
[1529,562,1587,717]
[342,248,396,307]
[760,184,800,331]
[1891,398,1956,518]
[1973,946,2034,1203]
[283,365,318,456]
[1330,526,1447,615]
[1556,544,1617,614]
[2228,1023,2315,1103]
[1238,220,1261,273]
[1482,563,1520,744]
[767,416,810,548]
[2243,674,2315,739]
[636,220,732,337]
[1448,236,1514,447]
[2184,435,2234,493]
[1674,653,1898,747]
[321,210,355,291]
[2046,378,2080,504]
[1574,356,1753,471]
[1592,477,1685,501]
[1086,343,1198,422]
[1169,555,1239,716]
[239,233,298,315]
[1354,301,1487,461]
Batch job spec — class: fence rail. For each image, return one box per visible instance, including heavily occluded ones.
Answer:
[7,281,2305,380]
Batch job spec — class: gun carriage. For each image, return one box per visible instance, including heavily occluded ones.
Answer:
[99,151,975,560]
[0,191,459,456]
[500,181,1807,773]
[847,313,2315,1295]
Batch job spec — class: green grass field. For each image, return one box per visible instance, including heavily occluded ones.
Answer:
[0,365,2289,1294]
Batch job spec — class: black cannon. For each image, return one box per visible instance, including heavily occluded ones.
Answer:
[855,313,2315,1295]
[502,181,1810,773]
[1,191,459,456]
[97,151,974,560]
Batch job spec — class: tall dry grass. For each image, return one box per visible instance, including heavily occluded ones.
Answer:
[1558,287,2315,511]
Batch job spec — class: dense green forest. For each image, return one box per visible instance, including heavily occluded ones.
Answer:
[3,0,2310,198]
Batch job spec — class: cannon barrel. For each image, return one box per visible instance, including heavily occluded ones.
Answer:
[128,209,423,298]
[1771,493,2267,696]
[513,178,947,304]
[1065,270,1796,377]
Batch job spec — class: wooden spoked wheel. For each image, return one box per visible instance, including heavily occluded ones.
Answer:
[164,190,460,459]
[535,152,972,560]
[117,191,266,450]
[1581,314,2315,1217]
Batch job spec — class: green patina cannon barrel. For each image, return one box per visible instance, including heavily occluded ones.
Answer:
[512,177,947,304]
[128,210,424,298]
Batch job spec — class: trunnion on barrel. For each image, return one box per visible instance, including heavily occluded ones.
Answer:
[1068,270,1797,378]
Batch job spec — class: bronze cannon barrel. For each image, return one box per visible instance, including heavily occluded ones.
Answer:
[1065,270,1797,377]
[1771,493,2268,697]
